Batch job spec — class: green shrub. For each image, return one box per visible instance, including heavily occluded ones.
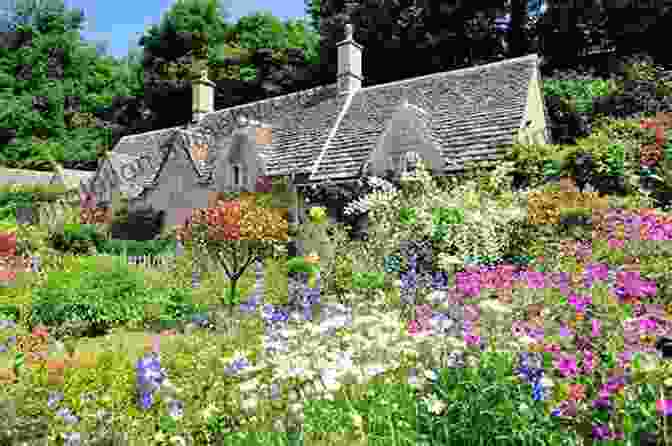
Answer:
[29,256,149,329]
[47,222,106,255]
[287,256,319,275]
[99,238,175,257]
[543,77,613,114]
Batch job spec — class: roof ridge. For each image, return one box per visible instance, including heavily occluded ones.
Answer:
[359,54,540,93]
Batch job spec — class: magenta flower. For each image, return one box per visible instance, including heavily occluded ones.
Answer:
[657,399,672,416]
[639,318,658,331]
[463,332,481,346]
[554,353,579,378]
[568,294,591,312]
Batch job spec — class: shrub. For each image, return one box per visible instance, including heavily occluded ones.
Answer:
[98,238,175,257]
[109,204,165,242]
[47,223,105,255]
[29,256,150,330]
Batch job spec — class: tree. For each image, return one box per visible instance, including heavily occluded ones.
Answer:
[304,0,320,32]
[9,0,86,35]
[176,193,289,312]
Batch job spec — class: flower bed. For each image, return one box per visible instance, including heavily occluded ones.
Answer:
[2,156,672,446]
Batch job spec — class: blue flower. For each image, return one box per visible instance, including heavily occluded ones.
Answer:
[48,391,64,408]
[137,390,154,410]
[56,407,79,425]
[224,357,250,376]
[532,378,546,401]
[166,399,184,419]
[190,312,210,328]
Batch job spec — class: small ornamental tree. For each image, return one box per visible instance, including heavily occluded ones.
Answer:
[176,192,289,310]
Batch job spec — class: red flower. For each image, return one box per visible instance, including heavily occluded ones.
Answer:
[31,325,49,338]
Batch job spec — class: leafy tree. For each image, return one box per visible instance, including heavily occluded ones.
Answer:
[304,0,320,32]
[176,193,289,311]
[9,0,86,35]
[233,11,289,51]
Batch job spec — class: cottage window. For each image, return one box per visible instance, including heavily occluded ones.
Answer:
[233,165,240,187]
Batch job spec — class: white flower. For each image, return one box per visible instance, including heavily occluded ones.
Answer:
[351,412,364,428]
[423,394,447,415]
[241,397,258,413]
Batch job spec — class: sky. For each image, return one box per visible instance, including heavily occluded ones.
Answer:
[0,0,310,61]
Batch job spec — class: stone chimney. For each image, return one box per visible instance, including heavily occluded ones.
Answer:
[337,23,363,94]
[192,66,215,123]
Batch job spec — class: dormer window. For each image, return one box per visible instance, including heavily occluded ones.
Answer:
[402,151,421,174]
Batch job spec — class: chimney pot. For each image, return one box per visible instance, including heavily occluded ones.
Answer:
[192,66,215,124]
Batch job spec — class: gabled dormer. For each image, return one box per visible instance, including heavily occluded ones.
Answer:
[365,99,443,178]
[215,121,271,192]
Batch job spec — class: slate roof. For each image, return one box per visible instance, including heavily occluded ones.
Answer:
[105,54,543,191]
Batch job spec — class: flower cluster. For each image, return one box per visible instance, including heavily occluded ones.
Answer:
[136,342,168,410]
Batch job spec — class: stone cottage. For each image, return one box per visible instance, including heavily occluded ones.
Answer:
[83,24,550,235]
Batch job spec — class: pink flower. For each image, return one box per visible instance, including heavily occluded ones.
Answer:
[591,319,602,337]
[608,238,624,249]
[415,304,433,321]
[525,271,546,289]
[585,263,609,281]
[464,333,481,346]
[544,343,561,353]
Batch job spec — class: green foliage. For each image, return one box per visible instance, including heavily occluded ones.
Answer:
[542,78,612,114]
[503,141,565,188]
[30,255,204,329]
[99,238,176,257]
[30,256,147,328]
[287,256,319,275]
[47,222,106,255]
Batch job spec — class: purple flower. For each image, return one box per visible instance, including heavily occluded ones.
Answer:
[592,423,613,440]
[585,263,609,281]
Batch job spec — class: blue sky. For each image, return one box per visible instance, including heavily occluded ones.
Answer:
[8,0,309,61]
